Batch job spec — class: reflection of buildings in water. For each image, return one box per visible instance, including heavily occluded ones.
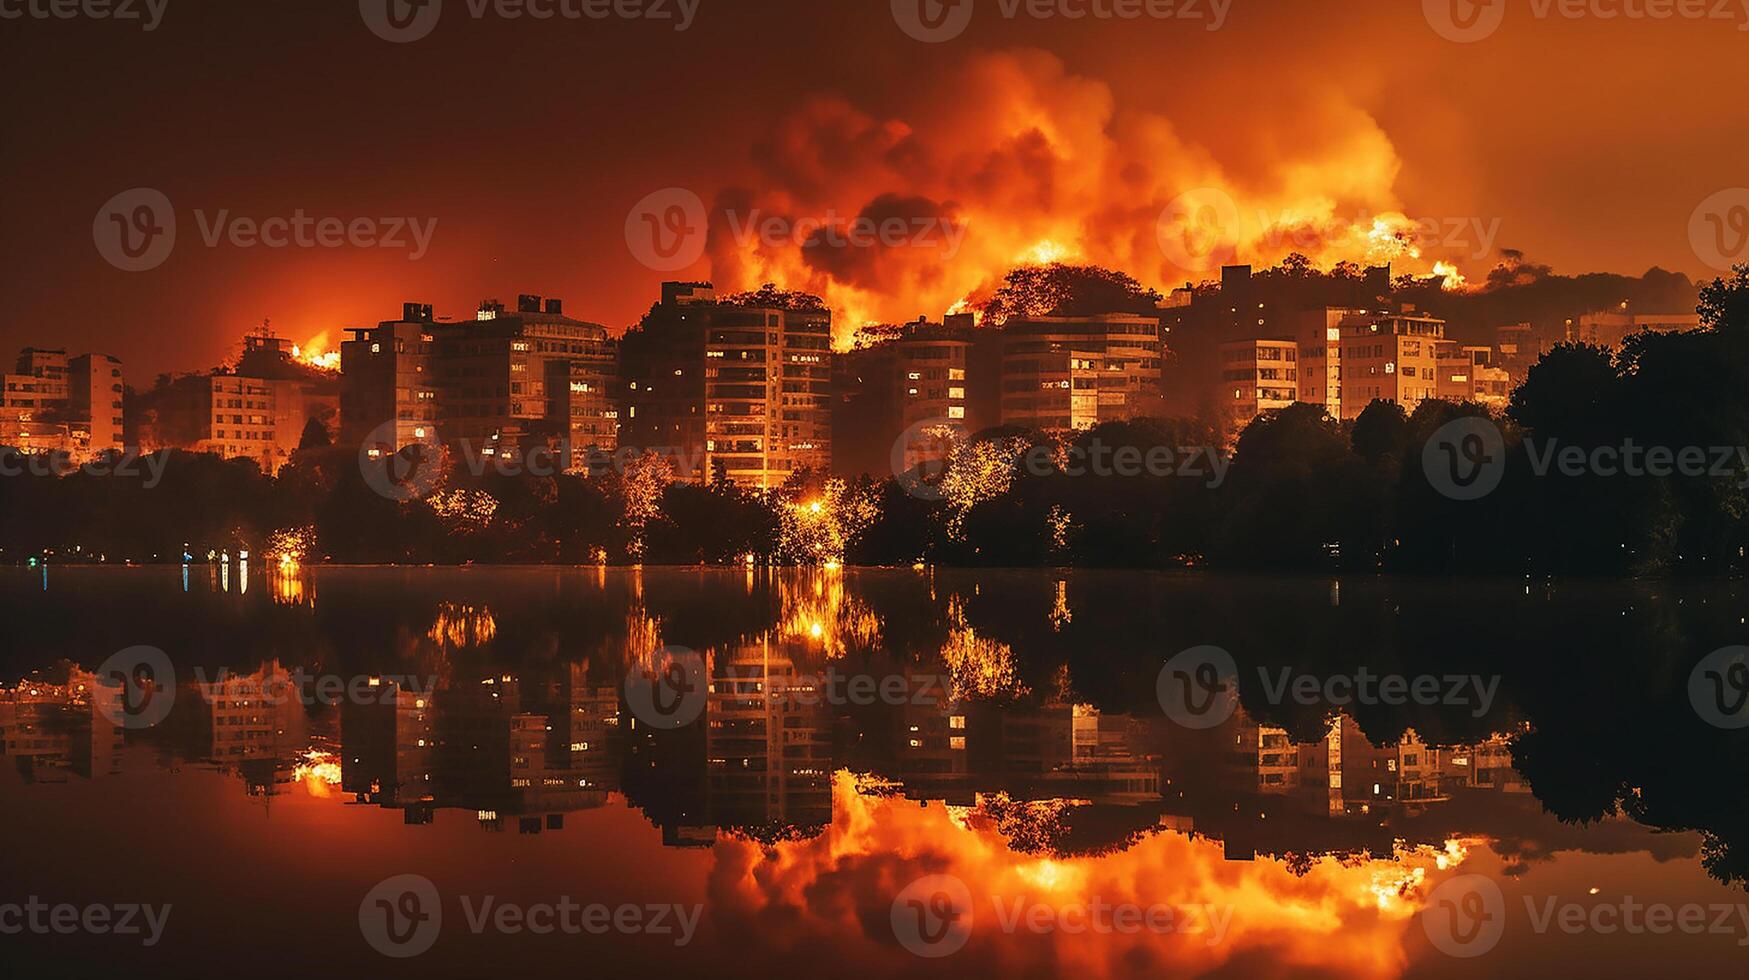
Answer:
[342,665,620,832]
[183,660,306,768]
[1179,708,1530,862]
[705,643,832,838]
[0,670,123,782]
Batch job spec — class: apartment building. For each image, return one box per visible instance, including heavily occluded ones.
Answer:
[999,313,1164,428]
[340,303,439,453]
[618,282,832,487]
[426,295,619,463]
[1215,338,1298,442]
[834,318,973,477]
[0,348,124,460]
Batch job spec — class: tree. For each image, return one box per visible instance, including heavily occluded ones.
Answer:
[979,263,1163,324]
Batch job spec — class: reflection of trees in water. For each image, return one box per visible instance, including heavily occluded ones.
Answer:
[12,567,1749,885]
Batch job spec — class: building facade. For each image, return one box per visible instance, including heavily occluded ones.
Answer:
[1215,338,1298,442]
[0,348,124,461]
[619,282,832,487]
[999,314,1164,430]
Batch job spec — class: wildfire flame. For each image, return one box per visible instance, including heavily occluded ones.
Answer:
[291,332,341,371]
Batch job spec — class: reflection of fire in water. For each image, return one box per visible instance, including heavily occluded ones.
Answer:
[940,595,1028,702]
[710,771,1483,977]
[292,748,343,796]
[427,602,497,648]
[775,568,881,659]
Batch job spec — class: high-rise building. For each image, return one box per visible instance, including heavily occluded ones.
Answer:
[427,294,619,464]
[833,317,974,477]
[999,313,1164,429]
[619,282,832,486]
[340,302,438,453]
[1214,338,1298,442]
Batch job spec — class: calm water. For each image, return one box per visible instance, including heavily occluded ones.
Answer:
[2,565,1747,977]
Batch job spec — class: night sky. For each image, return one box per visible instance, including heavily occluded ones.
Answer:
[3,0,1745,382]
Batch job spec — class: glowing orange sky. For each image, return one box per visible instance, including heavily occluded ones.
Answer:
[4,2,1744,381]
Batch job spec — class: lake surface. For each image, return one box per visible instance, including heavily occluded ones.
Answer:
[2,565,1747,977]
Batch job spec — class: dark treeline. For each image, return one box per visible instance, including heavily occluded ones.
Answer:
[4,269,1746,576]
